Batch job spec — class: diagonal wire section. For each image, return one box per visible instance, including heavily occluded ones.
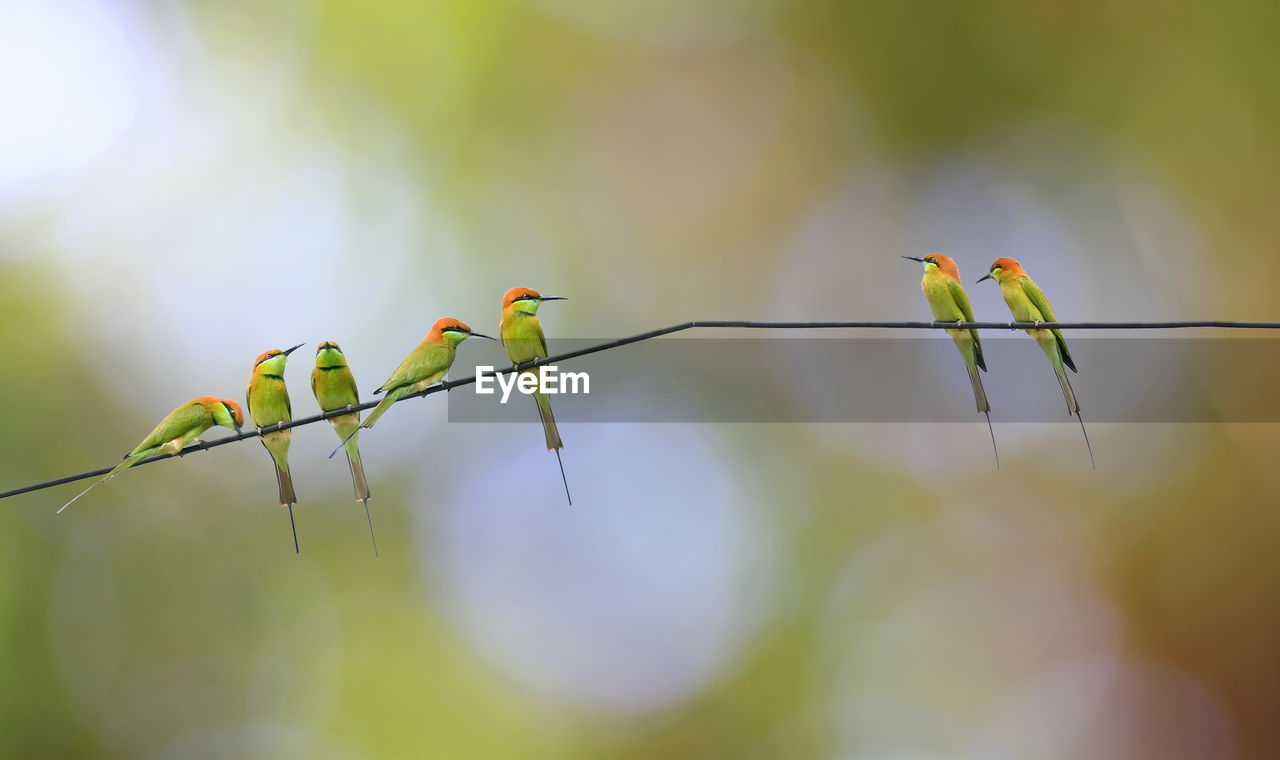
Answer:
[3,319,1279,500]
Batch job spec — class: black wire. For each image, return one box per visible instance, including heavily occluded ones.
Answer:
[3,319,1278,501]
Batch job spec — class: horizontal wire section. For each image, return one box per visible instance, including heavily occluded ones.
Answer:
[3,319,1279,500]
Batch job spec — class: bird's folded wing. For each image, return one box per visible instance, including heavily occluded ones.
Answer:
[339,366,359,403]
[380,345,450,393]
[947,278,985,370]
[1020,277,1059,322]
[136,401,211,453]
[1021,277,1076,371]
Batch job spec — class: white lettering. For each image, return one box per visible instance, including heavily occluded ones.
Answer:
[497,370,519,403]
[475,366,496,395]
[477,366,593,403]
[557,369,589,395]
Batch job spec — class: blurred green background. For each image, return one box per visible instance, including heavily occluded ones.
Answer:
[3,1,1280,758]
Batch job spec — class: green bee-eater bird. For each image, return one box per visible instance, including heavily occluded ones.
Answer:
[977,257,1094,468]
[248,343,304,552]
[903,253,999,467]
[331,318,494,457]
[312,340,378,556]
[58,396,244,513]
[500,286,571,504]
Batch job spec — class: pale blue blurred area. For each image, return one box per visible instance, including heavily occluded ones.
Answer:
[428,423,774,712]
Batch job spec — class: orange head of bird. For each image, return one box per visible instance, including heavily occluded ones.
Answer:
[198,396,244,431]
[977,257,1025,284]
[503,286,568,315]
[902,253,960,279]
[432,317,495,343]
[253,343,303,370]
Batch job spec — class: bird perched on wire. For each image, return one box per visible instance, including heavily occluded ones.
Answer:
[903,253,999,467]
[977,257,1094,468]
[58,396,244,513]
[247,344,304,551]
[500,286,572,504]
[311,340,378,556]
[331,318,494,458]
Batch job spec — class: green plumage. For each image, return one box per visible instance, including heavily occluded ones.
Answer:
[312,345,370,502]
[921,270,988,413]
[247,352,297,505]
[58,397,241,513]
[999,274,1079,414]
[501,310,562,450]
[126,402,223,460]
[363,341,457,430]
[313,342,378,554]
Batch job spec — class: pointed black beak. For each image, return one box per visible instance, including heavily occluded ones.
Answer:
[282,343,304,356]
[975,273,993,284]
[537,296,569,302]
[901,256,925,263]
[470,331,497,341]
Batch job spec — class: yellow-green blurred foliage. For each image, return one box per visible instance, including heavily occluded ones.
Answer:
[3,1,1280,758]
